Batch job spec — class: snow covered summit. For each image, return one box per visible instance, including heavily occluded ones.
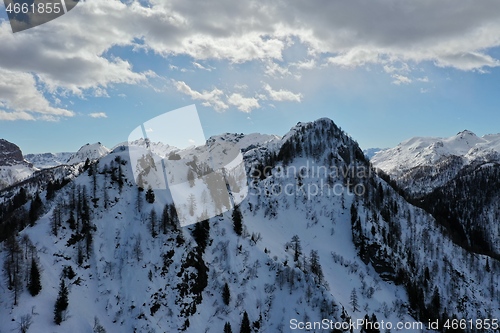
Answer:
[66,142,110,165]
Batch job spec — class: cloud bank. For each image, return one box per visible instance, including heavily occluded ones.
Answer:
[1,0,500,119]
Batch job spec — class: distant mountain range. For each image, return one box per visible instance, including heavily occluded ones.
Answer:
[371,129,500,195]
[24,152,74,169]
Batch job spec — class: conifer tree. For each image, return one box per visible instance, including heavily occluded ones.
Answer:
[239,311,251,333]
[309,250,324,284]
[50,204,62,236]
[77,242,84,266]
[67,210,76,230]
[222,282,231,306]
[370,313,381,333]
[192,220,210,253]
[291,235,302,262]
[4,235,23,305]
[232,205,243,236]
[430,287,441,318]
[169,204,179,230]
[28,257,42,296]
[149,209,157,238]
[54,279,69,325]
[136,187,143,213]
[223,322,233,333]
[161,204,170,234]
[29,193,43,226]
[350,288,359,312]
[145,186,155,204]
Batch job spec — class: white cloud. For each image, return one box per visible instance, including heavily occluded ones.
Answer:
[265,61,291,78]
[5,1,500,75]
[434,52,500,71]
[89,112,108,118]
[383,63,410,74]
[234,84,249,90]
[0,18,151,95]
[227,93,260,113]
[174,80,228,111]
[292,59,317,70]
[0,68,73,120]
[327,49,382,68]
[192,62,213,71]
[174,82,261,113]
[391,74,412,85]
[263,84,302,102]
[0,110,35,121]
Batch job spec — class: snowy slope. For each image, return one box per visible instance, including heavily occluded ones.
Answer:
[0,146,346,333]
[0,164,35,189]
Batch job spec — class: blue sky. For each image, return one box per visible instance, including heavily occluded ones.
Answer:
[1,0,500,153]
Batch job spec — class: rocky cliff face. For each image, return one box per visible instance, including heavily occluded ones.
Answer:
[0,139,35,189]
[0,139,26,166]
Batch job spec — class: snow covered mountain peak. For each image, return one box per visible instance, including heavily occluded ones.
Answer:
[282,118,341,144]
[66,142,110,165]
[455,129,476,137]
